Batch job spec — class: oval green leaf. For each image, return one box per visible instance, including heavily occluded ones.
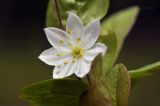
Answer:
[104,64,131,106]
[116,64,131,106]
[20,79,88,106]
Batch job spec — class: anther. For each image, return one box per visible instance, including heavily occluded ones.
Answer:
[59,40,64,44]
[64,60,69,65]
[66,30,71,35]
[77,37,81,42]
[56,53,63,57]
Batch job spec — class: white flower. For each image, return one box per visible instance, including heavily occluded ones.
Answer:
[39,13,107,79]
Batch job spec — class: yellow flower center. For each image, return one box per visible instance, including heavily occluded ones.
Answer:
[72,46,84,59]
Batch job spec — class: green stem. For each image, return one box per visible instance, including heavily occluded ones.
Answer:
[54,0,64,30]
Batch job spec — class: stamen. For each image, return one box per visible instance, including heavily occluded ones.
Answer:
[77,37,81,42]
[59,40,64,44]
[56,53,63,57]
[64,60,69,65]
[67,42,72,47]
[72,46,84,59]
[66,29,71,35]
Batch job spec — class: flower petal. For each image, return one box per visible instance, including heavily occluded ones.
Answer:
[68,60,78,76]
[82,19,100,49]
[74,59,92,78]
[44,27,73,52]
[84,43,107,61]
[66,12,84,43]
[53,57,74,79]
[38,47,71,66]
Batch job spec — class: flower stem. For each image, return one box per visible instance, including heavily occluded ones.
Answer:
[54,0,64,30]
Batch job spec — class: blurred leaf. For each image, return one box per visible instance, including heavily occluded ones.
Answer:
[100,6,140,53]
[99,31,118,75]
[46,0,59,28]
[129,61,160,85]
[20,79,88,106]
[46,0,109,27]
[104,64,131,106]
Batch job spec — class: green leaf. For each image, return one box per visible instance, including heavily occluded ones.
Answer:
[100,6,140,53]
[104,64,118,106]
[99,31,118,75]
[116,64,131,106]
[104,64,131,106]
[46,0,59,28]
[129,61,160,85]
[20,79,88,106]
[86,56,130,106]
[80,56,130,106]
[80,0,109,24]
[80,56,111,106]
[46,0,109,27]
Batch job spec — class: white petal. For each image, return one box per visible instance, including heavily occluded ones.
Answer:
[84,43,107,61]
[66,12,84,43]
[53,58,74,79]
[44,27,73,52]
[38,47,71,66]
[74,59,92,78]
[68,60,78,76]
[82,19,100,49]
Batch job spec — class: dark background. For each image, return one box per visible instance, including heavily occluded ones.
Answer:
[0,0,160,106]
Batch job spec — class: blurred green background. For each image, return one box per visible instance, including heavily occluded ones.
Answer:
[0,0,160,106]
